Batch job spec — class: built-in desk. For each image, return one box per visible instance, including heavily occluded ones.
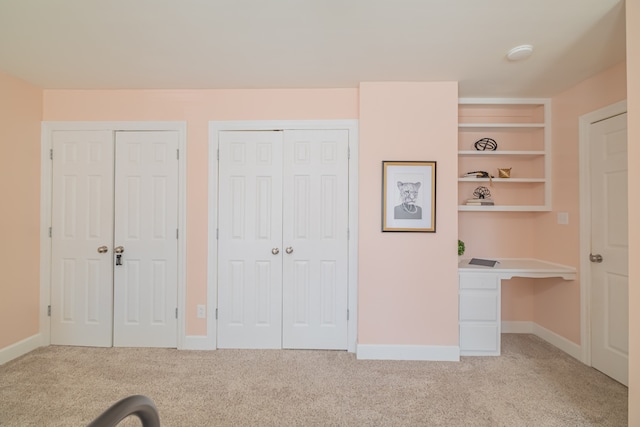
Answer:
[458,258,576,356]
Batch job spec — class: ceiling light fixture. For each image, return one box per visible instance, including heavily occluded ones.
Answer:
[506,45,534,62]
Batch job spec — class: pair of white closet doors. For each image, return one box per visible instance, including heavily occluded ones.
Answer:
[217,129,349,350]
[50,130,179,348]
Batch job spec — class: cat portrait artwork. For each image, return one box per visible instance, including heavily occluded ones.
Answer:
[394,181,423,219]
[382,161,436,232]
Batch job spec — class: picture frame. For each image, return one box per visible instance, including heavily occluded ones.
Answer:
[382,161,436,232]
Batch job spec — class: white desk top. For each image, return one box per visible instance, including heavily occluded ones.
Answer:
[458,258,577,280]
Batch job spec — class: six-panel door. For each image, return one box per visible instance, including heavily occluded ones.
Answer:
[50,130,179,348]
[217,129,349,350]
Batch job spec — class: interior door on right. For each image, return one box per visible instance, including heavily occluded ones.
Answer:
[282,129,349,350]
[590,112,628,386]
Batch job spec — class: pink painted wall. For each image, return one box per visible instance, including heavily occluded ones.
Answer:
[358,82,459,346]
[533,62,627,343]
[0,73,43,348]
[627,1,639,423]
[42,89,358,335]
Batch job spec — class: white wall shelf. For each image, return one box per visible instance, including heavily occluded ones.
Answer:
[458,98,551,212]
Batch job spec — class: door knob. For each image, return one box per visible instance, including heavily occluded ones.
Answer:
[589,253,603,263]
[285,247,294,254]
[114,246,125,254]
[272,248,280,255]
[97,245,108,254]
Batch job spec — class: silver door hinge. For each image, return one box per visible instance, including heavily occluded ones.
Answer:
[217,149,220,160]
[47,305,51,317]
[177,149,179,160]
[215,308,218,320]
[347,228,350,240]
[347,309,349,321]
[216,229,219,240]
[50,149,53,160]
[348,147,350,159]
[49,227,52,238]
[176,229,179,239]
[175,308,178,319]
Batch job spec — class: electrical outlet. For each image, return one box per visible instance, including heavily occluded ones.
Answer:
[197,304,206,319]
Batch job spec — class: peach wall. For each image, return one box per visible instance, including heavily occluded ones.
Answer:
[531,62,627,344]
[43,89,358,335]
[358,82,459,346]
[0,73,42,348]
[627,0,639,423]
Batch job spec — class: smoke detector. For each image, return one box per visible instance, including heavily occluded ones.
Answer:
[506,45,534,61]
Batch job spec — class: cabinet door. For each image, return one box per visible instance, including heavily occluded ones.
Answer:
[459,274,500,355]
[217,131,284,349]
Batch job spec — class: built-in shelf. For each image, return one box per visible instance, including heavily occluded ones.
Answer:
[458,98,551,212]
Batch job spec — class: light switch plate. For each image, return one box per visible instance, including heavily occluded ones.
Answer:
[557,212,569,225]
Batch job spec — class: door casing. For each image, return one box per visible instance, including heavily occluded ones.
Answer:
[578,100,627,366]
[40,121,188,349]
[208,120,359,352]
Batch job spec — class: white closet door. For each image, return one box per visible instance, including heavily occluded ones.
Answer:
[50,130,115,347]
[282,130,349,350]
[112,131,179,347]
[217,131,284,348]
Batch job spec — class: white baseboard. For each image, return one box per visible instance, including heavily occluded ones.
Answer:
[356,344,460,361]
[502,320,534,333]
[0,334,42,365]
[182,335,216,350]
[502,321,582,360]
[531,323,582,360]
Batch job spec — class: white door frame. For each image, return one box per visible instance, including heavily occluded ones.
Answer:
[578,100,627,365]
[208,120,359,352]
[40,121,188,349]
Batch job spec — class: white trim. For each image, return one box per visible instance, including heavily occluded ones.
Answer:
[501,321,534,333]
[532,323,582,361]
[182,336,216,350]
[356,344,460,361]
[40,121,188,349]
[501,323,582,361]
[207,120,359,352]
[578,100,627,366]
[0,334,42,365]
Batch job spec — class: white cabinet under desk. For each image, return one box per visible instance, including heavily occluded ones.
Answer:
[458,258,577,356]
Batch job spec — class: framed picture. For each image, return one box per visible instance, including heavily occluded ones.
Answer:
[382,161,436,232]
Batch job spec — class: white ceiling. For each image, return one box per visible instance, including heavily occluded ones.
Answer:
[0,0,627,97]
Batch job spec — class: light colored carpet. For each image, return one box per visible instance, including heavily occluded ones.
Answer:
[0,334,627,426]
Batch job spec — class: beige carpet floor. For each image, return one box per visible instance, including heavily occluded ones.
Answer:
[0,334,628,427]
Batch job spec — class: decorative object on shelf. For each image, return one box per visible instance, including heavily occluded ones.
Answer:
[473,186,492,199]
[498,167,512,178]
[465,198,494,206]
[458,239,465,256]
[473,137,497,151]
[462,170,493,179]
[382,161,437,232]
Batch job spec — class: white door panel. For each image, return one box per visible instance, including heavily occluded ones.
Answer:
[218,131,284,348]
[590,113,628,385]
[113,131,179,347]
[51,130,114,347]
[282,130,349,349]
